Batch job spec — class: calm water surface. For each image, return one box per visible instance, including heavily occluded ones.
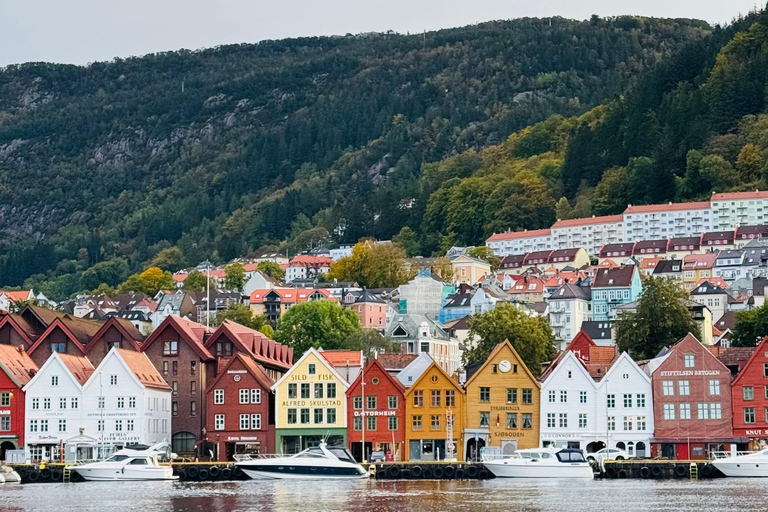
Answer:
[1,479,767,511]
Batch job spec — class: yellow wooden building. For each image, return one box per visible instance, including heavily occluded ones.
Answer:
[404,361,465,461]
[271,347,350,454]
[463,340,540,459]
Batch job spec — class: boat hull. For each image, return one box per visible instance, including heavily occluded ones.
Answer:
[238,463,368,480]
[711,460,768,477]
[484,461,594,478]
[71,467,178,481]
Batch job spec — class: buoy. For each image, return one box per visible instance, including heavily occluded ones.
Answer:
[640,466,651,478]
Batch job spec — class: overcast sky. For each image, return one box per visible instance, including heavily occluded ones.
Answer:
[0,0,762,66]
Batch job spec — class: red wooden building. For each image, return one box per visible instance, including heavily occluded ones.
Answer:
[205,352,276,461]
[0,345,38,459]
[650,333,740,459]
[346,358,406,462]
[731,337,768,449]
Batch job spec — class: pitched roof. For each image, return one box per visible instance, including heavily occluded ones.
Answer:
[580,321,613,341]
[140,315,213,361]
[272,347,351,391]
[599,243,635,257]
[712,190,768,201]
[639,257,663,270]
[443,292,474,309]
[592,266,636,288]
[523,251,553,264]
[0,290,33,302]
[702,231,735,244]
[319,349,363,367]
[375,352,418,370]
[668,237,701,249]
[710,345,757,378]
[0,345,38,387]
[206,352,275,393]
[736,225,768,239]
[464,340,540,389]
[487,229,551,242]
[552,214,623,228]
[548,248,583,261]
[653,259,682,275]
[27,315,104,355]
[690,282,729,296]
[682,252,718,268]
[695,277,729,290]
[83,317,144,354]
[500,254,527,267]
[624,201,709,214]
[633,240,667,254]
[347,358,405,394]
[206,320,292,370]
[57,353,95,385]
[24,304,67,326]
[288,255,333,267]
[714,312,737,332]
[404,360,464,395]
[549,283,590,301]
[114,348,170,390]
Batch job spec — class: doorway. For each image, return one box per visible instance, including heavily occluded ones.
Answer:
[0,441,15,461]
[466,438,486,462]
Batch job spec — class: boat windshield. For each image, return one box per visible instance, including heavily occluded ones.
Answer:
[328,447,357,464]
[105,455,130,462]
[556,450,587,463]
[295,447,328,458]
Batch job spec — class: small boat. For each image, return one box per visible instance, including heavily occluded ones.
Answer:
[711,449,768,477]
[0,466,20,483]
[235,443,368,480]
[482,447,594,478]
[67,442,178,481]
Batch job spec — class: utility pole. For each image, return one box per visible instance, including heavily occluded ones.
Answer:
[361,351,366,462]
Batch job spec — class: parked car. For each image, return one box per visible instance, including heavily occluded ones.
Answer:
[369,451,386,463]
[586,448,630,462]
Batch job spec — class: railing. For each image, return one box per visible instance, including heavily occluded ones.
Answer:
[710,451,756,460]
[232,453,285,462]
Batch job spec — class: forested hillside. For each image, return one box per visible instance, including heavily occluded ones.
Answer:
[422,7,768,248]
[0,16,714,298]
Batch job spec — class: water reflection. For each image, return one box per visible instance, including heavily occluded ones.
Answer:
[1,479,768,512]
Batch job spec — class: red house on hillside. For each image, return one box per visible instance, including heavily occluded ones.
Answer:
[731,337,768,450]
[346,358,406,462]
[650,333,740,459]
[205,352,275,461]
[0,345,38,459]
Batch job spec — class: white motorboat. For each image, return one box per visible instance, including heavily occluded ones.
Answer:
[67,442,178,481]
[483,447,594,478]
[711,449,768,477]
[235,443,368,480]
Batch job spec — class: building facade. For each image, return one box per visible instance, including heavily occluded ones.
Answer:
[623,202,712,241]
[591,266,642,321]
[0,345,37,459]
[272,348,349,454]
[486,229,554,257]
[730,337,768,449]
[551,215,624,255]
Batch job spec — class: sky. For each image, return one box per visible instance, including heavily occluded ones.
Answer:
[0,0,763,67]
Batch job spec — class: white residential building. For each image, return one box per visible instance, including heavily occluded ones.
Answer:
[540,347,653,457]
[486,229,554,257]
[551,215,624,256]
[24,349,171,462]
[547,284,592,349]
[711,190,768,230]
[623,202,712,242]
[396,270,453,317]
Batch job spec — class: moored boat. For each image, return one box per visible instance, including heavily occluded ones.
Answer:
[67,442,178,481]
[711,449,768,477]
[482,447,594,478]
[235,443,368,480]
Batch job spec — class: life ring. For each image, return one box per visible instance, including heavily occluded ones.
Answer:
[701,464,713,477]
[432,467,445,479]
[197,468,210,481]
[386,466,401,479]
[604,467,617,479]
[177,469,187,481]
[640,467,651,479]
[421,468,433,479]
[40,468,51,480]
[466,465,478,478]
[479,469,490,479]
[208,466,220,479]
[187,467,199,479]
[674,465,688,478]
[617,469,628,479]
[27,470,39,482]
[444,466,455,478]
[221,468,232,480]
[411,466,423,478]
[651,465,663,478]
[455,468,465,479]
[50,469,62,481]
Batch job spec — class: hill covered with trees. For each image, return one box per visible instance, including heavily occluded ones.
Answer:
[0,15,717,298]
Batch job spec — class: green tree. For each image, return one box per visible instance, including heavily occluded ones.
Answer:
[463,303,556,376]
[736,143,764,181]
[466,246,500,271]
[274,300,362,355]
[93,283,116,295]
[615,277,701,359]
[732,303,768,347]
[327,240,413,288]
[119,267,174,296]
[215,303,269,331]
[224,262,246,291]
[118,274,148,294]
[555,197,574,220]
[393,226,421,257]
[343,329,399,361]
[150,246,185,272]
[257,261,285,282]
[183,269,208,291]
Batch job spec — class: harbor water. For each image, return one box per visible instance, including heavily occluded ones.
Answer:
[2,479,768,511]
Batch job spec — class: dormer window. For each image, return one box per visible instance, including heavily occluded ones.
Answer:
[52,342,66,353]
[217,341,233,357]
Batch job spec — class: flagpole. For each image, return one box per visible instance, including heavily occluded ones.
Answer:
[360,350,366,463]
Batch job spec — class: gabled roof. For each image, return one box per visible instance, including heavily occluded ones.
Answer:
[599,243,635,257]
[347,358,405,395]
[716,249,745,261]
[667,237,701,250]
[540,349,598,386]
[83,317,144,354]
[712,190,768,201]
[726,338,767,386]
[690,282,729,296]
[709,345,756,377]
[653,259,683,275]
[653,333,731,377]
[736,225,768,239]
[22,304,67,326]
[682,252,718,269]
[600,351,651,386]
[0,345,38,387]
[695,277,729,290]
[549,283,590,301]
[714,312,737,332]
[319,349,363,367]
[639,257,663,270]
[288,255,333,267]
[592,266,636,288]
[523,251,553,264]
[552,214,623,228]
[548,248,584,261]
[0,313,38,347]
[404,360,464,396]
[206,352,274,394]
[633,240,668,255]
[271,347,351,391]
[0,290,33,302]
[500,254,527,267]
[57,353,95,386]
[111,348,171,390]
[443,293,474,309]
[205,320,292,370]
[541,330,617,381]
[375,353,418,370]
[487,229,551,242]
[702,231,735,244]
[140,315,213,361]
[464,340,540,389]
[27,316,103,355]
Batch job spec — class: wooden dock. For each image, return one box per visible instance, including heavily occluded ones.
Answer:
[371,462,491,480]
[599,460,724,479]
